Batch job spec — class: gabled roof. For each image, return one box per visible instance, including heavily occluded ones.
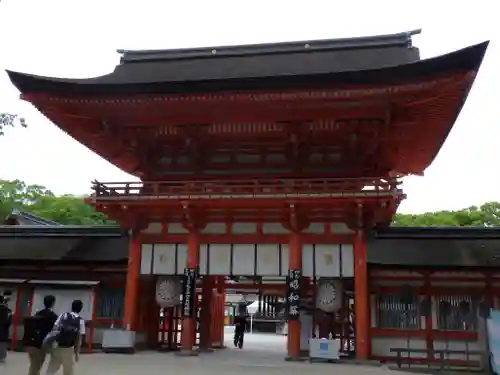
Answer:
[0,211,126,261]
[3,210,62,226]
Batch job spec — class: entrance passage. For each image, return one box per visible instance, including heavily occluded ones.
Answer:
[150,274,356,360]
[155,281,225,351]
[225,277,356,359]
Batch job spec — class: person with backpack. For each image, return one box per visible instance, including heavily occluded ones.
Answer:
[0,295,12,363]
[45,300,85,375]
[23,295,58,375]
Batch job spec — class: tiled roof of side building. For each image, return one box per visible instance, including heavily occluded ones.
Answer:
[3,210,62,226]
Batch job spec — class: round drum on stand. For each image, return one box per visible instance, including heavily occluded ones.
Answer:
[156,276,182,308]
[315,278,343,313]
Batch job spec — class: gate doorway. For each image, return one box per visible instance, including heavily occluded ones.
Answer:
[158,306,182,350]
[150,276,356,359]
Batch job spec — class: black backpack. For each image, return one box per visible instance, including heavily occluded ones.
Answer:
[23,312,56,348]
[56,313,81,347]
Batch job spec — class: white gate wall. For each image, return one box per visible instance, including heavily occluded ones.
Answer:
[141,243,354,277]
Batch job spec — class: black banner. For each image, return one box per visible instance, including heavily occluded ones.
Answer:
[182,268,197,318]
[286,269,301,320]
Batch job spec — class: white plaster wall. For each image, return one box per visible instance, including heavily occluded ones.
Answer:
[143,242,353,277]
[142,222,162,234]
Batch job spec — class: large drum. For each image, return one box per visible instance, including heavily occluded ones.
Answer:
[315,278,343,313]
[155,276,182,308]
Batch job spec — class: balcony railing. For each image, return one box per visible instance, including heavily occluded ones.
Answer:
[89,178,403,201]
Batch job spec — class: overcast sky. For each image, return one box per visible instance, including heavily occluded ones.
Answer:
[0,0,497,214]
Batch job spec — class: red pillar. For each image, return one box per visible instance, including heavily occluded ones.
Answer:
[179,231,199,354]
[215,276,226,348]
[123,237,141,331]
[286,231,302,360]
[199,276,214,351]
[10,284,22,350]
[354,229,370,360]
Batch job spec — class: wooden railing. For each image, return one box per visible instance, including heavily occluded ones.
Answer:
[89,178,403,201]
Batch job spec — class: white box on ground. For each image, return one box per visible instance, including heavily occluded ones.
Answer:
[309,338,340,360]
[102,329,136,350]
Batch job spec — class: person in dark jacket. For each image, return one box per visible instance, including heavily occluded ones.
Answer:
[24,295,58,375]
[233,312,248,349]
[0,295,12,363]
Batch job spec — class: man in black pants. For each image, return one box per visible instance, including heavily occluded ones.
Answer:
[233,312,248,349]
[0,295,12,364]
[24,295,58,375]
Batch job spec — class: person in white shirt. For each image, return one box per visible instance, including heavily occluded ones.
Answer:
[45,300,86,375]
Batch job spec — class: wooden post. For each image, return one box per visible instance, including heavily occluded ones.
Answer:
[88,285,98,351]
[123,236,141,331]
[286,231,302,360]
[199,276,214,352]
[10,284,23,350]
[211,282,225,349]
[354,229,370,360]
[216,276,226,348]
[179,231,199,355]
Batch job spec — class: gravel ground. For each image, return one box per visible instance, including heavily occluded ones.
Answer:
[1,331,399,375]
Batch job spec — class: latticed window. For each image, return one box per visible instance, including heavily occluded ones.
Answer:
[436,295,478,331]
[376,294,420,329]
[95,286,124,319]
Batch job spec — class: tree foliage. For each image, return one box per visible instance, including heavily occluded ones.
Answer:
[0,113,27,135]
[392,202,500,227]
[0,179,115,225]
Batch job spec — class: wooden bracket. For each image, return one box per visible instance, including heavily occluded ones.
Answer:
[282,204,310,233]
[181,202,207,232]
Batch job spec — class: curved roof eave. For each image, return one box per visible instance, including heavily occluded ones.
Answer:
[6,41,489,97]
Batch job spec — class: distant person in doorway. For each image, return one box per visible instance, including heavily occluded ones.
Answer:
[24,295,58,375]
[233,312,247,349]
[45,299,85,375]
[0,295,12,363]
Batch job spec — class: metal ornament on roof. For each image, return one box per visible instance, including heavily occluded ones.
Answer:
[315,278,343,313]
[155,276,182,308]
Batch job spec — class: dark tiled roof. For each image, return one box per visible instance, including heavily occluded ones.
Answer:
[1,222,500,266]
[118,30,421,64]
[368,226,500,267]
[6,31,488,96]
[4,210,62,226]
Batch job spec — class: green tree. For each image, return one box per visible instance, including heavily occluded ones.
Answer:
[0,179,115,225]
[392,202,500,227]
[0,113,27,135]
[28,194,113,225]
[0,179,53,220]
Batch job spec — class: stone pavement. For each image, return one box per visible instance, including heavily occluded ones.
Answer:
[1,331,399,375]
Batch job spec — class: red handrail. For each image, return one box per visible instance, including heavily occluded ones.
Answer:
[90,178,402,199]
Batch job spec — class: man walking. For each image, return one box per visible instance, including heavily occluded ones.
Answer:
[0,295,12,363]
[233,311,248,349]
[24,295,58,375]
[45,300,85,375]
